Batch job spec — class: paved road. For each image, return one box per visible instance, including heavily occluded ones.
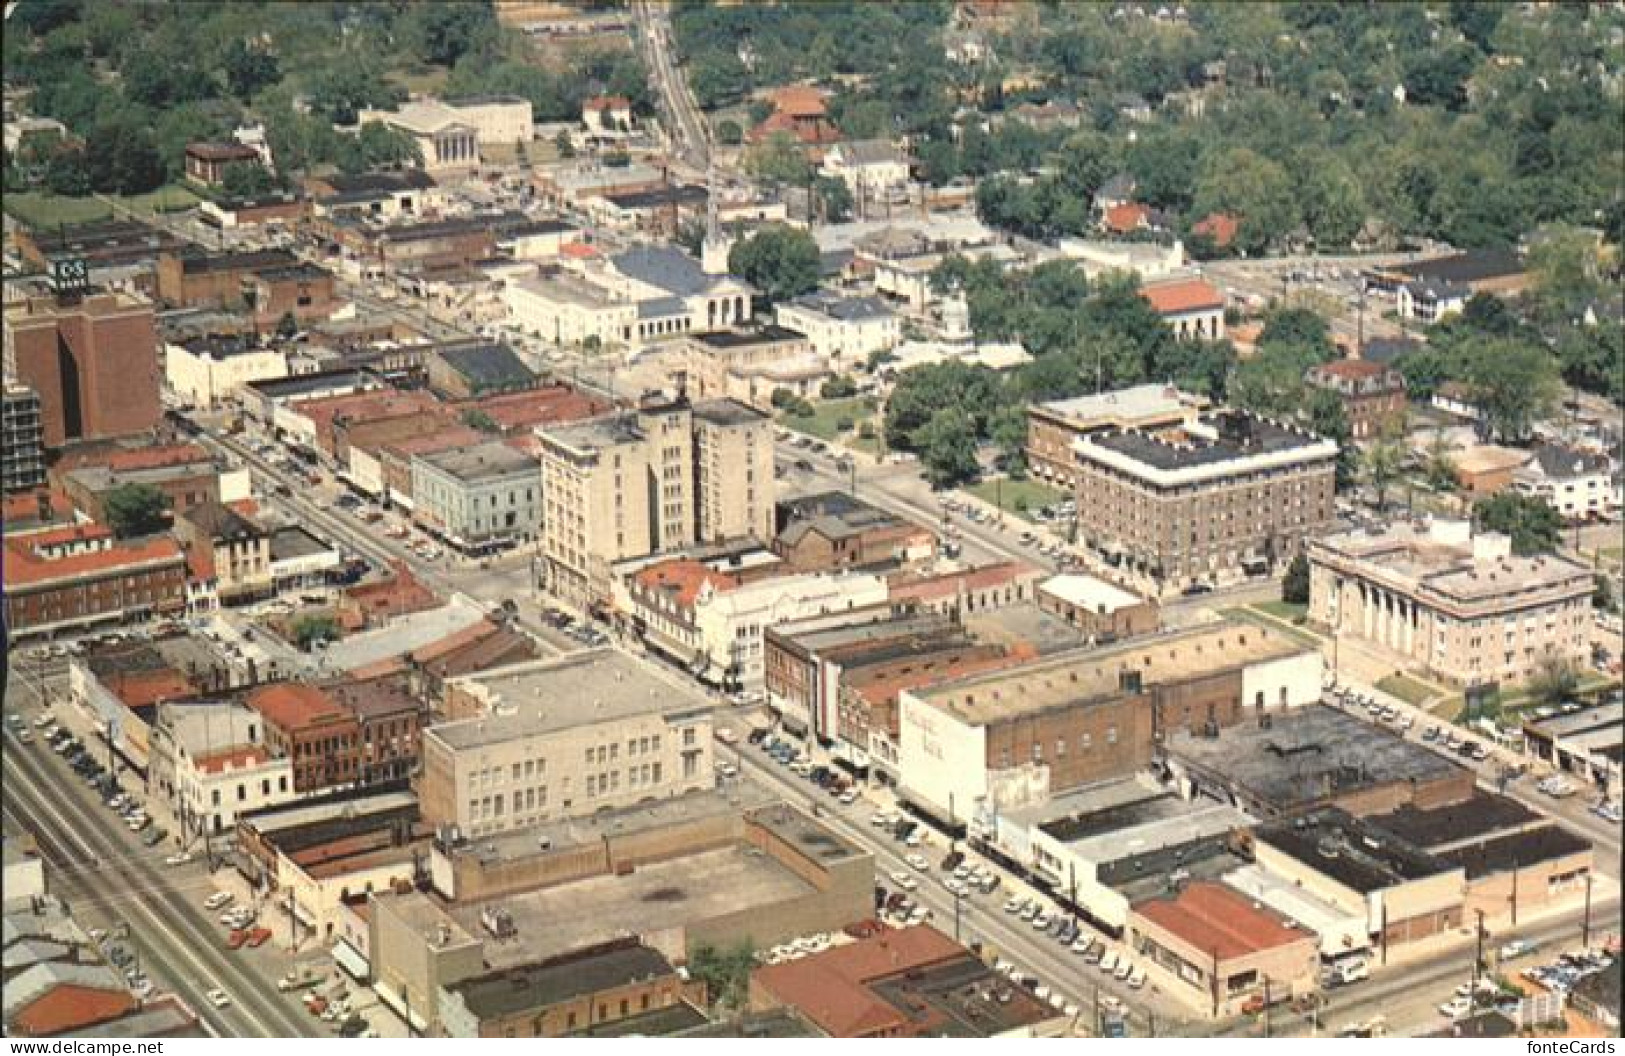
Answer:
[631,0,710,171]
[3,677,319,1037]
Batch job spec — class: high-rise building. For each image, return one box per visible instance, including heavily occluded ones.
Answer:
[536,394,772,607]
[2,384,46,493]
[2,292,161,446]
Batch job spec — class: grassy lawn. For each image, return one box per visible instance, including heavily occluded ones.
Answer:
[779,397,878,442]
[1253,600,1309,623]
[3,184,200,229]
[1220,607,1322,648]
[962,477,1068,520]
[1377,672,1442,707]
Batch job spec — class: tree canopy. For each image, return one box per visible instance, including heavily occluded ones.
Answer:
[727,224,820,305]
[103,484,170,538]
[1474,492,1564,555]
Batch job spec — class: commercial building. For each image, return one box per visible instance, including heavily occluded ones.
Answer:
[1521,702,1621,795]
[153,248,299,310]
[897,621,1321,827]
[173,501,273,605]
[439,941,702,1038]
[1304,359,1407,441]
[820,140,911,198]
[2,384,46,493]
[57,446,226,524]
[1026,384,1209,488]
[3,292,161,446]
[163,335,289,409]
[1035,574,1158,643]
[370,798,870,1031]
[425,342,537,399]
[538,394,773,607]
[423,650,714,837]
[749,926,1066,1038]
[327,675,424,786]
[1126,881,1320,1018]
[679,328,829,410]
[773,491,936,574]
[774,293,899,366]
[1165,704,1473,819]
[411,440,542,551]
[1074,409,1338,592]
[1252,808,1465,954]
[3,525,187,637]
[504,268,638,348]
[1140,278,1225,340]
[183,141,262,186]
[1306,519,1592,687]
[246,683,362,795]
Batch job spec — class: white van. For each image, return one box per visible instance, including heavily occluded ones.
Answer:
[1324,956,1370,986]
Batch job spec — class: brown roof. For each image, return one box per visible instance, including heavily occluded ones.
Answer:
[1133,881,1308,961]
[1104,202,1150,234]
[247,683,347,731]
[4,536,184,589]
[1313,359,1389,381]
[751,926,965,1037]
[633,558,742,609]
[768,85,830,117]
[195,745,271,775]
[886,561,1036,604]
[105,669,194,710]
[1192,212,1240,248]
[11,985,137,1037]
[186,142,260,163]
[1141,278,1224,315]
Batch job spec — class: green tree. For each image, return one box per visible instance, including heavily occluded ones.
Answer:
[103,484,170,537]
[292,615,341,651]
[1282,553,1311,605]
[461,409,500,433]
[85,115,165,195]
[222,38,280,101]
[727,224,819,305]
[1191,147,1297,255]
[43,144,92,196]
[355,121,423,170]
[1361,438,1405,512]
[820,375,858,399]
[401,3,497,67]
[689,942,755,1010]
[812,175,854,223]
[220,161,276,199]
[1525,658,1579,709]
[1422,428,1458,491]
[1593,574,1616,614]
[1463,339,1561,442]
[553,129,575,159]
[275,311,300,340]
[915,407,981,488]
[717,118,743,146]
[745,130,811,187]
[1474,492,1563,555]
[883,361,1000,451]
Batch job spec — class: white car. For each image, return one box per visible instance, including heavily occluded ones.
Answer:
[1438,995,1472,1019]
[839,789,858,805]
[889,871,918,891]
[1004,897,1024,914]
[906,854,929,871]
[1071,937,1095,955]
[164,852,192,866]
[206,988,232,1009]
[203,892,234,911]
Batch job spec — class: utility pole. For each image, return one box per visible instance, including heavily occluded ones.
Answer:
[1470,908,1486,998]
[1581,872,1594,948]
[1262,976,1273,1038]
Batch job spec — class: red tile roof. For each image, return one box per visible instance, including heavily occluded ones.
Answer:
[106,669,194,710]
[585,94,631,111]
[1104,202,1150,234]
[768,85,830,118]
[186,544,216,580]
[3,536,184,589]
[1192,212,1240,248]
[1133,881,1308,962]
[460,387,613,432]
[887,561,1035,604]
[751,926,965,1037]
[247,683,347,731]
[194,745,271,775]
[10,984,137,1037]
[633,558,741,609]
[22,523,113,549]
[1,488,76,529]
[559,241,600,260]
[1141,278,1224,315]
[1312,358,1389,381]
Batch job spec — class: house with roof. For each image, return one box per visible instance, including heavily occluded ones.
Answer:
[581,94,634,139]
[774,293,900,365]
[1139,278,1225,340]
[3,963,137,1037]
[426,341,538,399]
[1512,443,1620,521]
[773,491,937,574]
[183,141,263,187]
[1304,358,1407,440]
[746,85,841,152]
[1191,212,1239,251]
[1398,278,1470,323]
[174,500,273,605]
[821,140,911,199]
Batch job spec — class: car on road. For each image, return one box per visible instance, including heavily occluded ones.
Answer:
[204,892,234,911]
[1437,995,1472,1019]
[206,988,232,1009]
[1499,940,1537,961]
[889,871,918,891]
[906,854,929,871]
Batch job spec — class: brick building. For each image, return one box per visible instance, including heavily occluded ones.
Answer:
[327,675,424,786]
[3,292,161,446]
[1026,384,1209,488]
[246,683,362,794]
[1304,359,1407,440]
[56,444,221,523]
[247,262,339,328]
[1035,573,1158,642]
[1074,409,1338,594]
[155,248,300,310]
[183,141,263,186]
[3,525,187,636]
[773,491,936,574]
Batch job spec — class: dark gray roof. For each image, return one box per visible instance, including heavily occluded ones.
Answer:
[603,185,708,211]
[1571,960,1620,1020]
[1089,411,1330,472]
[450,944,676,1020]
[638,295,687,319]
[182,501,264,542]
[177,334,267,360]
[1530,443,1611,480]
[776,490,906,546]
[178,248,297,275]
[1364,793,1539,850]
[692,398,768,427]
[321,170,437,195]
[1402,248,1524,285]
[1441,824,1592,880]
[613,245,720,297]
[1403,278,1471,303]
[1255,808,1458,894]
[1359,336,1420,366]
[432,342,534,394]
[692,325,804,349]
[786,291,894,322]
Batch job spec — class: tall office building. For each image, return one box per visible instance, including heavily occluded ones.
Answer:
[2,384,46,493]
[2,292,161,447]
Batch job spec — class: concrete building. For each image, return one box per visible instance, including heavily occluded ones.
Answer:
[411,440,542,551]
[173,501,273,605]
[1127,882,1320,1018]
[1035,574,1158,643]
[1252,808,1466,955]
[1304,359,1407,441]
[1056,238,1186,281]
[1521,702,1621,796]
[327,675,425,787]
[1165,705,1474,819]
[1140,278,1225,340]
[371,798,870,1032]
[505,267,639,348]
[164,335,289,409]
[3,384,46,493]
[538,395,773,607]
[897,622,1321,828]
[679,328,829,410]
[3,292,161,446]
[1074,410,1338,593]
[1306,519,1592,688]
[774,293,900,367]
[749,926,1066,1038]
[1512,444,1621,521]
[176,743,295,837]
[1026,384,1209,488]
[820,140,912,199]
[354,101,482,174]
[423,650,714,837]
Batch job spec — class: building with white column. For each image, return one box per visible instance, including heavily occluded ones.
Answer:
[1307,520,1593,688]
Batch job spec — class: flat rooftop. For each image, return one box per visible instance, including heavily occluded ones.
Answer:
[1364,793,1542,851]
[1102,834,1246,907]
[449,944,675,1021]
[1084,410,1334,474]
[322,595,489,672]
[691,326,804,349]
[419,440,537,482]
[1165,704,1464,814]
[269,525,335,561]
[1255,808,1459,894]
[1525,702,1622,740]
[1046,799,1252,867]
[691,397,767,427]
[962,601,1085,657]
[539,411,646,455]
[1441,825,1593,880]
[452,844,814,968]
[1039,384,1205,426]
[1038,574,1146,613]
[432,649,711,749]
[912,622,1303,726]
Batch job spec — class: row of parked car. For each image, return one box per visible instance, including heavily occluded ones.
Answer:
[91,928,154,1001]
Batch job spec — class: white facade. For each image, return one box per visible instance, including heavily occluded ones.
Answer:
[821,141,911,197]
[1057,239,1187,281]
[165,343,289,410]
[177,746,296,835]
[1514,455,1621,521]
[1239,651,1325,711]
[504,272,638,348]
[694,573,889,690]
[443,96,534,144]
[774,297,900,366]
[898,690,988,823]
